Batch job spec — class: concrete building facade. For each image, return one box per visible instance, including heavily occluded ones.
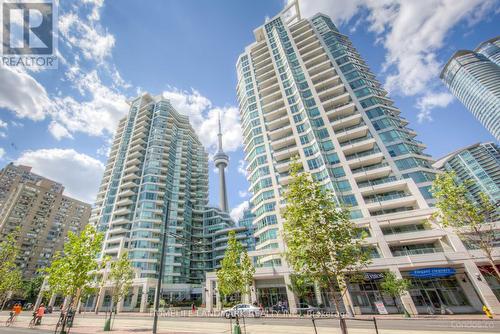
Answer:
[205,2,500,315]
[81,94,255,312]
[0,163,91,279]
[433,142,500,208]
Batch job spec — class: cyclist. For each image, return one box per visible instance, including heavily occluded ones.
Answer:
[13,303,22,317]
[35,303,46,325]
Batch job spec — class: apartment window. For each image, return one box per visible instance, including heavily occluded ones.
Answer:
[307,158,323,170]
[340,194,358,206]
[320,140,335,151]
[326,153,340,164]
[330,166,345,178]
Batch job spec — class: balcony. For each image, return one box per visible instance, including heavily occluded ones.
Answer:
[262,99,285,114]
[264,107,288,122]
[308,60,332,77]
[341,137,376,155]
[261,90,282,108]
[390,243,443,257]
[304,53,330,70]
[271,135,296,151]
[311,68,336,85]
[301,44,323,63]
[365,192,416,212]
[274,145,299,161]
[293,28,314,44]
[357,176,398,189]
[351,162,392,182]
[269,124,293,140]
[322,91,350,110]
[336,124,369,142]
[267,114,290,131]
[296,34,318,50]
[331,112,362,131]
[346,148,383,169]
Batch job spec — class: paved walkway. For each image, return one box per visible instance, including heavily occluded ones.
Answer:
[0,311,497,334]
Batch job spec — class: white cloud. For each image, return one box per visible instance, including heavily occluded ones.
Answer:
[238,190,249,198]
[297,0,497,119]
[230,200,249,222]
[0,148,5,160]
[51,70,129,137]
[48,121,74,140]
[237,159,247,176]
[163,89,243,153]
[15,148,105,203]
[59,11,115,63]
[0,64,51,120]
[0,120,7,128]
[416,92,454,122]
[10,121,24,128]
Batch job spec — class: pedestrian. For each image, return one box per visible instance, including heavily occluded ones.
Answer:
[35,303,46,325]
[191,303,196,313]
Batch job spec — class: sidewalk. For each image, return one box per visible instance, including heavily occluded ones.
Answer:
[0,311,497,334]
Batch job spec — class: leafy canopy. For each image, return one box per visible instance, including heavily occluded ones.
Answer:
[0,229,22,303]
[216,230,255,298]
[45,224,104,297]
[282,160,371,297]
[109,252,135,306]
[379,271,410,298]
[431,171,499,279]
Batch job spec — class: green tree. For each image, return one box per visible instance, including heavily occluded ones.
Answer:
[241,248,255,301]
[23,275,45,303]
[431,172,499,280]
[45,224,103,311]
[0,229,22,309]
[216,231,255,303]
[287,274,314,303]
[379,271,411,314]
[282,161,371,318]
[109,252,134,312]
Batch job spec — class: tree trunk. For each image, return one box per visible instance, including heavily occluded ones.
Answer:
[327,283,348,334]
[393,296,400,313]
[487,258,500,282]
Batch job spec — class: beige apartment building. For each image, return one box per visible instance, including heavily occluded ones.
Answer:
[205,1,500,315]
[0,163,91,278]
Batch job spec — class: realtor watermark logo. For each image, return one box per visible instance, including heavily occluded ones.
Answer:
[1,0,57,68]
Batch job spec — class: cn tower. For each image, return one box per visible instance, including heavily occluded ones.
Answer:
[213,113,229,212]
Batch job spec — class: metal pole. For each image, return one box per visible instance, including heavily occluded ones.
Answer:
[152,200,170,334]
[373,317,379,334]
[311,315,318,334]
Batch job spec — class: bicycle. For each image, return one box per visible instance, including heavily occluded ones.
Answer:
[5,311,16,327]
[28,312,40,328]
[54,311,65,334]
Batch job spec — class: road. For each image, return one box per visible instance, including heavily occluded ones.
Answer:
[0,312,498,333]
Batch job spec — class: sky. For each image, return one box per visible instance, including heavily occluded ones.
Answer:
[0,0,498,221]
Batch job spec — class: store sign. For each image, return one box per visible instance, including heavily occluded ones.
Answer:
[410,267,456,278]
[364,272,384,281]
[374,301,388,315]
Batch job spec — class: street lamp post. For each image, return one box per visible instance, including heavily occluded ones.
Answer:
[152,200,170,334]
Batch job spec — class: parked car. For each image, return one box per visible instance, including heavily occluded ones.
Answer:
[296,303,321,315]
[271,303,289,313]
[222,304,263,318]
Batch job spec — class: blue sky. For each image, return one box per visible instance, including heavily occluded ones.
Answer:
[0,0,498,220]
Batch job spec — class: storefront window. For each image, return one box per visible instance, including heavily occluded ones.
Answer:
[408,276,470,309]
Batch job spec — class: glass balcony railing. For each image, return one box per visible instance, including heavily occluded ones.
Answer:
[345,147,381,161]
[351,162,389,174]
[357,176,398,188]
[364,191,408,203]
